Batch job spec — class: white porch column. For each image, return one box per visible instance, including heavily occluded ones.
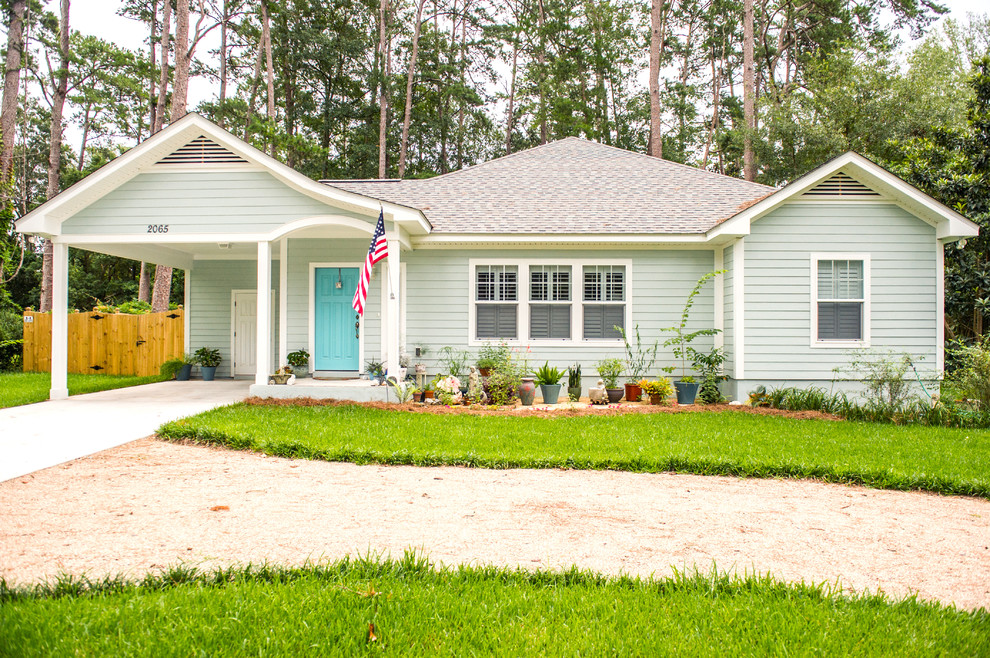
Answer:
[385,232,401,378]
[278,238,288,367]
[49,240,69,400]
[255,241,272,385]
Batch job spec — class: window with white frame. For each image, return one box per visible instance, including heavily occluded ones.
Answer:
[475,265,518,339]
[815,258,866,342]
[583,265,625,340]
[529,265,572,339]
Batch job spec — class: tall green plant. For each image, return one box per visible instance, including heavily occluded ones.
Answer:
[617,324,658,383]
[662,270,725,379]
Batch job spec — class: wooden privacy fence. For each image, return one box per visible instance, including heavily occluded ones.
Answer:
[22,309,184,377]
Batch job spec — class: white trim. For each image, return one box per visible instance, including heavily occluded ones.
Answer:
[714,247,724,350]
[466,257,633,347]
[400,262,407,355]
[936,241,945,375]
[278,239,288,368]
[183,268,191,354]
[809,253,872,349]
[308,262,365,374]
[415,233,707,248]
[733,239,745,379]
[50,242,69,400]
[255,242,272,385]
[150,164,264,174]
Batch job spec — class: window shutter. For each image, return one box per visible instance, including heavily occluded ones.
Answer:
[477,304,517,339]
[496,305,518,338]
[477,305,498,338]
[531,305,550,338]
[818,302,862,340]
[550,305,571,339]
[604,306,624,338]
[584,305,604,339]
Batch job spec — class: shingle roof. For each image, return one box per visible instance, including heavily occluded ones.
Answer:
[323,137,775,234]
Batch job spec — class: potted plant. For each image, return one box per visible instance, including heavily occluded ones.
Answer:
[287,349,309,378]
[194,347,221,381]
[639,378,674,405]
[160,355,194,381]
[365,359,386,385]
[534,361,565,404]
[596,358,624,404]
[476,341,508,377]
[438,346,470,395]
[268,365,292,385]
[662,270,724,405]
[618,324,657,403]
[567,364,582,401]
[693,346,727,404]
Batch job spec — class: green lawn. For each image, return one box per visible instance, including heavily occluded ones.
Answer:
[2,557,986,656]
[159,403,990,498]
[0,372,168,409]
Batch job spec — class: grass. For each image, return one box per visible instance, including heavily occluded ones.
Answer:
[1,556,986,656]
[0,372,168,409]
[158,403,990,498]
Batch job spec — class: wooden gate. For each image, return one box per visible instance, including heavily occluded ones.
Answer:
[22,309,184,376]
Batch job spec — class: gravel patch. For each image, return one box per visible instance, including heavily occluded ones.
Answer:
[2,437,988,611]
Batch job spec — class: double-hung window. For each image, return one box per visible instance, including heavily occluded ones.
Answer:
[530,265,571,339]
[583,265,625,340]
[814,256,868,344]
[475,265,518,339]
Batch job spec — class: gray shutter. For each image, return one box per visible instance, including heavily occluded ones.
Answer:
[496,304,518,338]
[550,305,571,339]
[604,306,624,339]
[584,305,603,339]
[477,305,498,338]
[531,305,550,339]
[818,302,862,340]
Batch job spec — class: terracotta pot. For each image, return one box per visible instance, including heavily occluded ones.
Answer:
[649,394,665,405]
[478,367,492,377]
[518,377,537,406]
[624,383,642,402]
[605,388,624,404]
[423,390,434,400]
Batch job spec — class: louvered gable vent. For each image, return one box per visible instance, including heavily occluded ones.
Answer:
[156,135,248,165]
[803,172,879,198]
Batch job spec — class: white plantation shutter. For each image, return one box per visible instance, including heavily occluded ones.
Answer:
[816,259,865,341]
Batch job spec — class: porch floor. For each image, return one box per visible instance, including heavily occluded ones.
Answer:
[249,377,392,403]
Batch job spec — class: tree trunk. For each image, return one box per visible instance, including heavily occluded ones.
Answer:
[218,0,228,127]
[138,262,152,303]
[742,0,756,181]
[40,0,71,313]
[377,0,390,178]
[77,104,90,170]
[536,0,547,144]
[148,0,158,136]
[244,39,264,140]
[398,0,427,179]
[153,0,172,133]
[261,0,275,150]
[505,31,519,155]
[1,0,26,192]
[648,0,664,158]
[150,265,172,312]
[170,0,191,122]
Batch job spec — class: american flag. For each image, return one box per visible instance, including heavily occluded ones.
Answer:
[353,210,388,315]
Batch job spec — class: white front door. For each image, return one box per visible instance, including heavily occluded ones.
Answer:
[233,291,257,376]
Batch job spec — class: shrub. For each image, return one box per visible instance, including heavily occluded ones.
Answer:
[596,358,623,389]
[947,337,990,409]
[0,309,24,372]
[286,349,309,367]
[692,347,727,404]
[438,346,470,378]
[194,347,221,368]
[835,349,930,408]
[639,378,673,398]
[477,341,510,371]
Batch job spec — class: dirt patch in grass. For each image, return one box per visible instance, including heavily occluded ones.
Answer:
[242,396,841,421]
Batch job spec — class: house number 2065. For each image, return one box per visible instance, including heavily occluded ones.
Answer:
[147,224,169,234]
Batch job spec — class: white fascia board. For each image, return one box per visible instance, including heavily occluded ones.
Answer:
[708,151,980,243]
[67,242,195,270]
[412,233,709,248]
[16,113,432,238]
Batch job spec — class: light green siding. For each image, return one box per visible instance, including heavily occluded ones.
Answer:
[188,259,280,378]
[742,202,937,381]
[402,249,717,384]
[722,243,734,379]
[62,170,368,236]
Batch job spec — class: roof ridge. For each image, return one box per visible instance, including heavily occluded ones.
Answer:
[400,138,594,184]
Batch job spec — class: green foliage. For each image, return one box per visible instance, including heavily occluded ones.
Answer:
[534,361,564,386]
[193,347,222,368]
[662,270,725,378]
[365,360,385,379]
[0,309,24,372]
[159,358,186,380]
[946,336,990,408]
[639,377,674,398]
[617,324,658,382]
[159,403,990,498]
[286,349,309,368]
[693,347,727,404]
[595,358,623,389]
[386,378,418,403]
[834,349,928,408]
[477,342,510,371]
[486,347,526,406]
[437,346,470,378]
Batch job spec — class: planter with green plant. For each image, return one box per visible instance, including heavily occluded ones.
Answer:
[438,346,470,394]
[160,353,197,381]
[476,341,509,377]
[618,324,657,402]
[662,270,724,405]
[287,349,310,379]
[534,362,565,404]
[567,364,582,401]
[365,359,386,385]
[596,358,625,404]
[268,365,292,385]
[194,347,221,381]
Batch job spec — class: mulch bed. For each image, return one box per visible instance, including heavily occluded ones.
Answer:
[242,396,840,421]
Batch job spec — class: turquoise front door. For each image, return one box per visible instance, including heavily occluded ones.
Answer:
[314,267,360,371]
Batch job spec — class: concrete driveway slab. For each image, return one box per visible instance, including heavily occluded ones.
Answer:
[0,380,250,483]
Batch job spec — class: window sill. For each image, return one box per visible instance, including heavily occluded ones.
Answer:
[810,340,869,349]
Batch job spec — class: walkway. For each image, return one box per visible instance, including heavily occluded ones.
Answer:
[0,380,251,483]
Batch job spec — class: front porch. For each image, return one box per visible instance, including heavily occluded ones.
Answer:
[249,377,392,402]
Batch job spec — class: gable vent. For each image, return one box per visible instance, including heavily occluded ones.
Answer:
[156,135,248,165]
[803,172,880,198]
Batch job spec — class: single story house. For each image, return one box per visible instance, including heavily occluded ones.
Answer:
[16,113,979,402]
